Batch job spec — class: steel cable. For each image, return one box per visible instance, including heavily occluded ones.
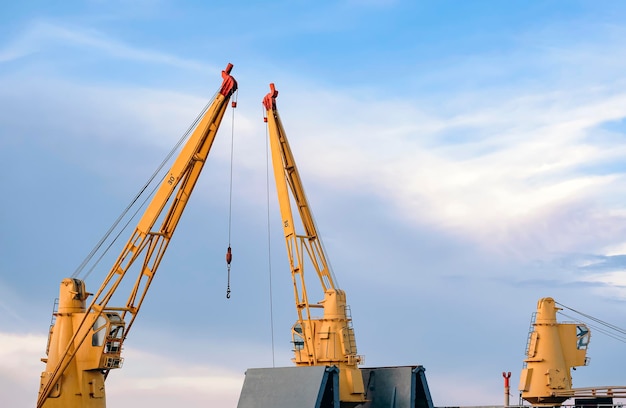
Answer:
[72,96,216,281]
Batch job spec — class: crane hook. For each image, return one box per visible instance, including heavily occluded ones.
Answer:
[226,246,232,299]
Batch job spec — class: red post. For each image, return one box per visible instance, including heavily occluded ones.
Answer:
[503,372,512,407]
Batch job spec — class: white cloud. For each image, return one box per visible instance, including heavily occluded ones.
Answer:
[3,23,626,269]
[0,331,244,408]
[0,21,211,71]
[106,348,243,407]
[0,46,31,63]
[5,7,626,408]
[0,333,46,407]
[603,241,626,256]
[0,332,45,380]
[578,271,626,299]
[0,74,226,154]
[5,17,626,262]
[265,55,626,260]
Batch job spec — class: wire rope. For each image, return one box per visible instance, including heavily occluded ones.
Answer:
[82,180,161,281]
[556,301,626,346]
[225,90,238,299]
[71,96,216,281]
[556,301,626,336]
[265,109,276,367]
[558,311,626,344]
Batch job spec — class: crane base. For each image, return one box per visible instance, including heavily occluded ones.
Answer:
[237,366,339,408]
[361,366,434,408]
[236,365,433,408]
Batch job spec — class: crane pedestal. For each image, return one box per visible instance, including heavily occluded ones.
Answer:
[238,366,339,408]
[360,366,434,408]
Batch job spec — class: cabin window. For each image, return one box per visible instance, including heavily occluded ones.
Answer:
[576,325,590,350]
[292,324,305,351]
[92,316,107,347]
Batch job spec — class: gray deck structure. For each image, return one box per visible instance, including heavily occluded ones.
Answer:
[237,365,434,408]
[238,366,339,408]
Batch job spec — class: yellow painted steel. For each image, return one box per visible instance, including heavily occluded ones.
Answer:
[263,84,366,405]
[38,64,237,408]
[519,297,590,406]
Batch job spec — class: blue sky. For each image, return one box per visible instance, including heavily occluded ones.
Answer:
[2,1,626,406]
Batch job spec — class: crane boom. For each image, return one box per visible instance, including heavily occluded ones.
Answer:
[263,83,366,405]
[37,64,237,408]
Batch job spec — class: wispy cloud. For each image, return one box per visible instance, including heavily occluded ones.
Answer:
[106,347,243,407]
[268,36,626,260]
[0,332,45,406]
[0,331,244,408]
[578,271,626,299]
[0,21,211,71]
[4,7,626,407]
[4,16,626,264]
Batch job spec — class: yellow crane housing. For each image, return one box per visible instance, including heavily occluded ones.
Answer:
[37,64,238,408]
[520,297,626,406]
[519,297,590,405]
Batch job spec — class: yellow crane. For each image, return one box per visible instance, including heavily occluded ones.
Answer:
[37,63,238,408]
[262,83,366,405]
[519,297,591,406]
[237,83,433,408]
[519,297,626,406]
